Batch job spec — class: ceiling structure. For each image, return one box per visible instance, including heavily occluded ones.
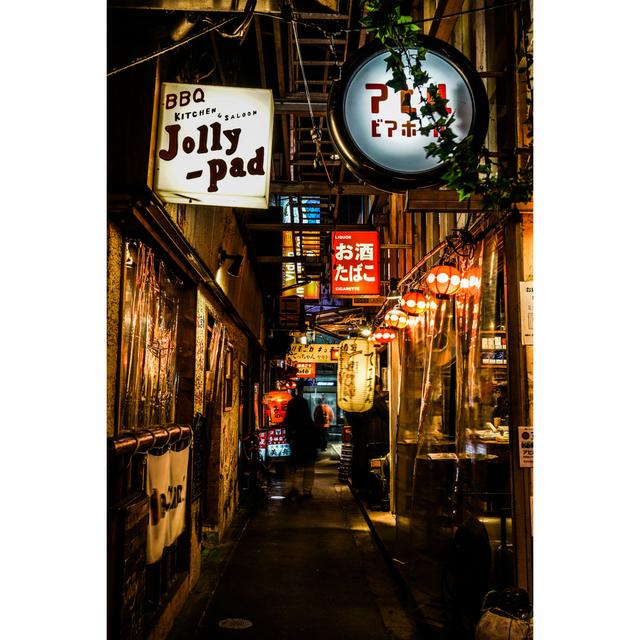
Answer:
[107,0,479,341]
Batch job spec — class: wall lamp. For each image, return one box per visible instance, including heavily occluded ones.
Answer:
[217,248,244,277]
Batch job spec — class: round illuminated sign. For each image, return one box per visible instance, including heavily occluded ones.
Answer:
[328,37,489,192]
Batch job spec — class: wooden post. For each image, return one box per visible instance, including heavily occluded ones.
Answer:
[503,214,533,595]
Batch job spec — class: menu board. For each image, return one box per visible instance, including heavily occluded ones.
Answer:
[267,428,290,458]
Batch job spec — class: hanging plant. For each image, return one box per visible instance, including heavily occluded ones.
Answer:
[361,0,533,210]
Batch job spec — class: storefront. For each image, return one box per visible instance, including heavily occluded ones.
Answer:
[367,211,534,638]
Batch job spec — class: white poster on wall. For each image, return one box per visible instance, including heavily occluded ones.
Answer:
[518,426,533,468]
[146,447,190,564]
[520,281,533,345]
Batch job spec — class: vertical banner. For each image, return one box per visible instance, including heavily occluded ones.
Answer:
[146,447,190,564]
[337,338,376,412]
[331,231,380,297]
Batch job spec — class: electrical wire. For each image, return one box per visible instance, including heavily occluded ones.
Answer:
[107,16,238,77]
[109,0,528,77]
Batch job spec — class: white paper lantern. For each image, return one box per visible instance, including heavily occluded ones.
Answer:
[337,338,376,412]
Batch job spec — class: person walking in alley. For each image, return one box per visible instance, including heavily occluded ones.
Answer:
[313,397,334,451]
[282,382,318,500]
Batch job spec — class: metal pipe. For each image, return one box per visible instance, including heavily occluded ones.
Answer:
[109,424,192,456]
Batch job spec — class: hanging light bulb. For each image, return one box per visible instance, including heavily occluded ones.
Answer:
[426,264,462,296]
[400,289,428,315]
[384,306,409,329]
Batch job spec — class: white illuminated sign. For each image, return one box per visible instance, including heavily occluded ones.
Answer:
[328,38,488,191]
[154,83,274,209]
[344,49,473,174]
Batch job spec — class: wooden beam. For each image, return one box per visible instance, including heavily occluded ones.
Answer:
[406,190,533,213]
[254,16,267,89]
[273,19,290,180]
[428,0,465,42]
[503,215,534,596]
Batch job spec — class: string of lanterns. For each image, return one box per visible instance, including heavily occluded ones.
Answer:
[368,259,481,346]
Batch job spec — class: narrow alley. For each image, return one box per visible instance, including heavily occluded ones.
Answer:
[168,452,417,640]
[106,3,535,639]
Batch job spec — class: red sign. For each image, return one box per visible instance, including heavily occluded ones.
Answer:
[331,231,380,297]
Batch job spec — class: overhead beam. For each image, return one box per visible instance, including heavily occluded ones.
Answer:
[269,182,533,212]
[257,256,323,264]
[108,1,277,9]
[247,223,374,232]
[274,99,327,115]
[406,191,534,213]
[428,0,465,42]
[270,181,388,196]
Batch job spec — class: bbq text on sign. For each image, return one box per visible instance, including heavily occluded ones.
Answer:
[331,231,380,297]
[154,83,274,209]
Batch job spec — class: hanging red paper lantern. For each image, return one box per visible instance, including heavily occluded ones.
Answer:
[284,379,297,390]
[384,307,409,329]
[426,264,462,296]
[400,289,428,315]
[373,326,397,344]
[263,390,292,424]
[458,267,481,295]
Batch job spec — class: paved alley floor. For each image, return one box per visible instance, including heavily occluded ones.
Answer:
[169,453,417,640]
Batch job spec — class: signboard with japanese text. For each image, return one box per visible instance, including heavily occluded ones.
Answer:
[331,231,380,297]
[520,281,533,346]
[154,83,274,209]
[282,230,320,299]
[327,37,488,192]
[267,428,290,458]
[518,427,533,468]
[294,362,316,378]
[337,338,376,412]
[287,343,339,364]
[278,295,304,331]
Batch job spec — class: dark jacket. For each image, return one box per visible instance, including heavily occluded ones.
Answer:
[283,395,318,465]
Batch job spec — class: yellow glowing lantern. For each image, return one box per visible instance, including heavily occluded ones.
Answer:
[384,307,409,329]
[426,264,462,296]
[337,338,376,412]
[400,289,428,315]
